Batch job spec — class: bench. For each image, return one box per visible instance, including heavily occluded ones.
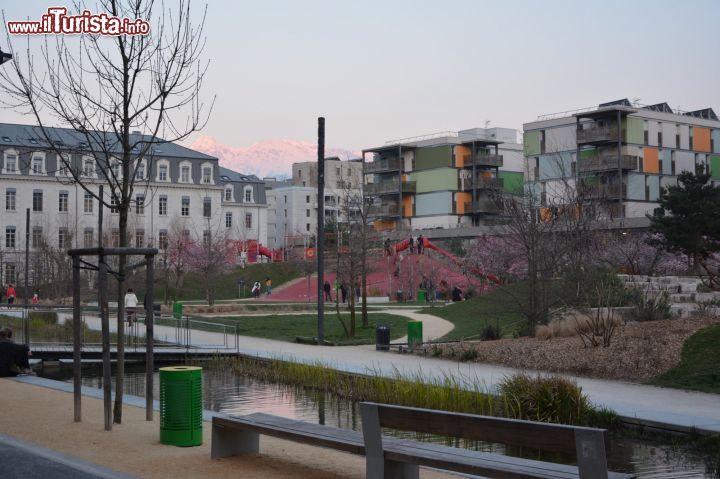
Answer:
[360,402,634,479]
[211,405,633,479]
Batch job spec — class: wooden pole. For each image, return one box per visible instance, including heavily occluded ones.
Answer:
[98,185,112,431]
[72,254,81,422]
[145,254,155,421]
[23,208,30,346]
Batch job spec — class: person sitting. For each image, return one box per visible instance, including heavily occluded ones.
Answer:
[0,327,32,377]
[452,286,463,302]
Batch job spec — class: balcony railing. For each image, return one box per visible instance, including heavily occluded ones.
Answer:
[463,199,500,214]
[578,155,638,173]
[463,154,503,167]
[576,126,621,144]
[365,158,401,173]
[367,204,400,217]
[578,183,627,200]
[365,180,416,195]
[460,176,504,191]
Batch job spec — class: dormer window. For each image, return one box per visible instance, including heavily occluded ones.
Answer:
[31,155,45,175]
[179,161,192,183]
[156,160,170,182]
[200,162,214,184]
[2,150,19,174]
[225,187,233,202]
[135,161,146,181]
[244,186,254,203]
[57,154,72,177]
[110,159,121,178]
[83,158,95,177]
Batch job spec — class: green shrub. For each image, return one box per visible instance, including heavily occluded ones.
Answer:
[29,311,58,324]
[629,288,672,322]
[459,348,479,362]
[480,323,501,341]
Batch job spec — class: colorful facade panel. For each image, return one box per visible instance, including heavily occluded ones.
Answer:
[694,127,711,153]
[624,117,644,144]
[626,173,645,201]
[524,131,541,156]
[415,191,453,216]
[410,168,457,193]
[711,154,720,180]
[712,130,720,153]
[455,192,471,214]
[643,147,659,174]
[661,149,672,175]
[499,171,524,193]
[414,145,453,170]
[455,145,470,168]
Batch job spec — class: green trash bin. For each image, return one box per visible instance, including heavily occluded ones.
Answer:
[417,290,426,302]
[160,366,203,447]
[407,320,423,348]
[172,302,183,320]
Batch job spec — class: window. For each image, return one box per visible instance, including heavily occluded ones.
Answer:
[158,230,168,250]
[284,195,287,203]
[676,124,681,148]
[4,264,16,285]
[181,165,191,183]
[225,212,232,228]
[32,228,43,248]
[203,230,211,245]
[57,154,71,176]
[135,195,145,215]
[306,223,310,232]
[83,229,93,248]
[244,187,253,203]
[3,151,18,173]
[110,160,121,178]
[657,122,663,148]
[32,156,44,174]
[6,189,16,211]
[306,209,310,217]
[347,168,351,177]
[336,167,341,177]
[298,170,302,178]
[83,158,95,176]
[135,230,145,248]
[202,165,212,184]
[284,209,287,217]
[158,163,169,182]
[135,162,145,181]
[58,229,69,249]
[203,197,211,217]
[5,226,16,248]
[225,187,233,202]
[643,120,649,145]
[689,127,694,150]
[111,229,120,247]
[181,197,190,216]
[58,192,69,212]
[84,193,94,213]
[159,196,167,216]
[33,191,43,212]
[306,195,310,204]
[245,213,252,229]
[110,195,119,214]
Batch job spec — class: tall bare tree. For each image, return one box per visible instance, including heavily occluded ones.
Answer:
[1,0,212,423]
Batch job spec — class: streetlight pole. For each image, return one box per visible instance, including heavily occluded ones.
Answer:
[317,117,325,344]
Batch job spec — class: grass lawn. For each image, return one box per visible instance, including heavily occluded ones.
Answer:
[176,313,410,346]
[651,324,720,394]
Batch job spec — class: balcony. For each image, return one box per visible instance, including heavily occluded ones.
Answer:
[578,183,627,200]
[460,176,504,191]
[365,158,401,173]
[463,199,500,214]
[367,204,400,218]
[578,155,638,173]
[576,126,621,144]
[365,180,416,195]
[463,154,503,167]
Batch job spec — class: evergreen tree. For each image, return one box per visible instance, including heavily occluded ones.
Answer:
[649,170,720,288]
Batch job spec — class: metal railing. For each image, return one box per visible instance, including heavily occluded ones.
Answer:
[463,199,500,214]
[365,180,415,195]
[367,204,401,217]
[578,155,638,173]
[460,176,504,191]
[576,127,622,144]
[463,154,503,167]
[365,158,401,173]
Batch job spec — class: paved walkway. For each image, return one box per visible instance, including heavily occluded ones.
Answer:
[56,311,720,435]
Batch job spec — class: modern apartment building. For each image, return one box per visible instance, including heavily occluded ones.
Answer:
[523,99,720,218]
[0,122,267,286]
[362,127,524,230]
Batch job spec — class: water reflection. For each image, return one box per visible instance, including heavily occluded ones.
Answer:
[42,363,716,478]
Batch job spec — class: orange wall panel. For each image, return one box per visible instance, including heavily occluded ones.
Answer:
[643,147,659,174]
[455,145,471,168]
[402,196,413,217]
[456,192,471,214]
[694,127,711,152]
[373,219,396,232]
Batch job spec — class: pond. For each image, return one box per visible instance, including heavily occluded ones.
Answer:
[38,362,718,478]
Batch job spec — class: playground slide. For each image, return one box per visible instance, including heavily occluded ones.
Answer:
[391,237,501,284]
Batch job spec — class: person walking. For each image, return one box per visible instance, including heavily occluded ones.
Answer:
[265,277,272,296]
[384,238,392,257]
[6,284,16,305]
[340,284,348,304]
[408,236,415,254]
[31,290,40,305]
[252,281,261,299]
[417,234,424,255]
[124,288,138,325]
[323,280,332,302]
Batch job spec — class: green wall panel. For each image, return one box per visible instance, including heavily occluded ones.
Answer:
[711,154,720,180]
[414,145,453,170]
[524,131,541,156]
[499,171,524,193]
[410,168,457,193]
[624,117,644,144]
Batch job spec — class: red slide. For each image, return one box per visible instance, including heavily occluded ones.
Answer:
[391,237,501,284]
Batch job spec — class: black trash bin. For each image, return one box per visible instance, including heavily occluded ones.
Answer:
[375,325,390,351]
[153,303,161,319]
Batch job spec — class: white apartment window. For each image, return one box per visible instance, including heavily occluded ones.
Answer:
[33,191,44,212]
[5,226,16,248]
[225,212,232,228]
[181,197,190,216]
[202,165,213,184]
[110,160,121,178]
[3,151,18,174]
[244,187,253,203]
[306,195,310,204]
[225,187,233,202]
[84,193,94,213]
[6,189,16,211]
[83,229,93,248]
[83,158,95,176]
[135,162,146,181]
[135,230,145,248]
[4,264,16,285]
[181,164,191,183]
[159,196,168,216]
[284,195,287,203]
[158,230,168,250]
[136,194,145,215]
[157,162,169,182]
[57,154,71,177]
[32,156,45,174]
[306,223,310,232]
[203,230,211,245]
[58,229,69,249]
[58,191,69,212]
[306,209,310,217]
[336,167,340,176]
[298,170,302,178]
[244,213,252,229]
[110,196,119,214]
[203,197,211,217]
[32,228,43,248]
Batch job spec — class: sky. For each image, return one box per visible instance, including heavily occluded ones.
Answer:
[2,0,720,154]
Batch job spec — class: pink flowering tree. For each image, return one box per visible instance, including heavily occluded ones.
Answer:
[594,232,688,276]
[162,225,195,304]
[184,226,234,305]
[466,234,528,280]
